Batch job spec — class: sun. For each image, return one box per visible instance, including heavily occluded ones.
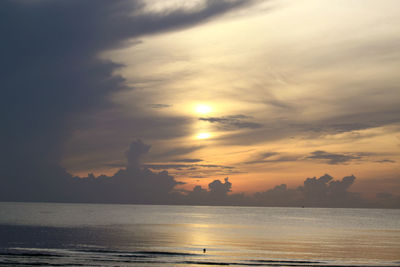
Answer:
[195,104,212,114]
[196,132,211,139]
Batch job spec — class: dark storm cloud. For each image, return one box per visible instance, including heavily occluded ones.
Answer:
[0,140,180,203]
[1,0,254,201]
[72,140,184,204]
[199,115,262,130]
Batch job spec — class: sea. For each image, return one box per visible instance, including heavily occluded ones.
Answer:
[0,202,399,266]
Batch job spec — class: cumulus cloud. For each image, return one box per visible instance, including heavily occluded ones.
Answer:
[299,174,361,207]
[0,140,180,203]
[125,139,151,169]
[254,184,301,207]
[185,177,246,205]
[252,174,368,208]
[1,138,398,207]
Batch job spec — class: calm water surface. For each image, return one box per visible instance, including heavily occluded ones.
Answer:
[0,202,399,266]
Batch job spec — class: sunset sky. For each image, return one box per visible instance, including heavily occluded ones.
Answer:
[1,0,399,205]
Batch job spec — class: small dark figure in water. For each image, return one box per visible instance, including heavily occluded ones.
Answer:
[203,248,206,253]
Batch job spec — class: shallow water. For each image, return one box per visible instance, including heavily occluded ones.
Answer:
[0,202,399,266]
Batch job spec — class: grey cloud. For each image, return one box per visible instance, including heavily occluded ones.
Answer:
[184,177,246,205]
[245,156,299,165]
[125,139,151,169]
[152,145,206,160]
[103,162,126,168]
[199,115,262,130]
[148,104,172,109]
[299,174,358,206]
[73,140,182,203]
[1,139,397,207]
[375,159,396,163]
[62,112,194,173]
[253,174,366,208]
[144,162,236,177]
[181,174,399,208]
[307,151,363,165]
[0,140,181,203]
[1,0,255,202]
[254,184,301,207]
[209,177,232,197]
[171,158,203,163]
[211,104,400,146]
[143,164,190,170]
[243,150,386,166]
[243,152,299,165]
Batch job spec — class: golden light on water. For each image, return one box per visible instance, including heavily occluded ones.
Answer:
[197,132,211,139]
[195,104,212,114]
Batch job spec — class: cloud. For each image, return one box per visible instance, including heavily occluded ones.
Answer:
[185,177,246,205]
[148,104,172,109]
[125,139,151,169]
[0,140,180,203]
[298,174,360,206]
[1,138,398,207]
[254,184,301,206]
[180,174,392,208]
[152,145,206,160]
[143,164,190,170]
[375,159,396,163]
[143,162,239,179]
[209,177,232,195]
[244,152,299,165]
[307,150,363,165]
[199,115,262,130]
[1,0,254,199]
[253,174,367,208]
[171,158,203,163]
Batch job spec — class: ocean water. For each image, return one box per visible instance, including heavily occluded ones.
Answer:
[0,202,399,266]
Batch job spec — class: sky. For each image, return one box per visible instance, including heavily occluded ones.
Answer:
[1,0,399,207]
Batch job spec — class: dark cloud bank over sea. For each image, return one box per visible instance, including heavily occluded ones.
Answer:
[1,0,399,208]
[1,139,399,208]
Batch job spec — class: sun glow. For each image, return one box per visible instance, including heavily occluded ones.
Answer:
[195,104,212,114]
[196,132,211,139]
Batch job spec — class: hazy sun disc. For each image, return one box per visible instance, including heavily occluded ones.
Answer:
[197,132,211,139]
[195,104,212,114]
